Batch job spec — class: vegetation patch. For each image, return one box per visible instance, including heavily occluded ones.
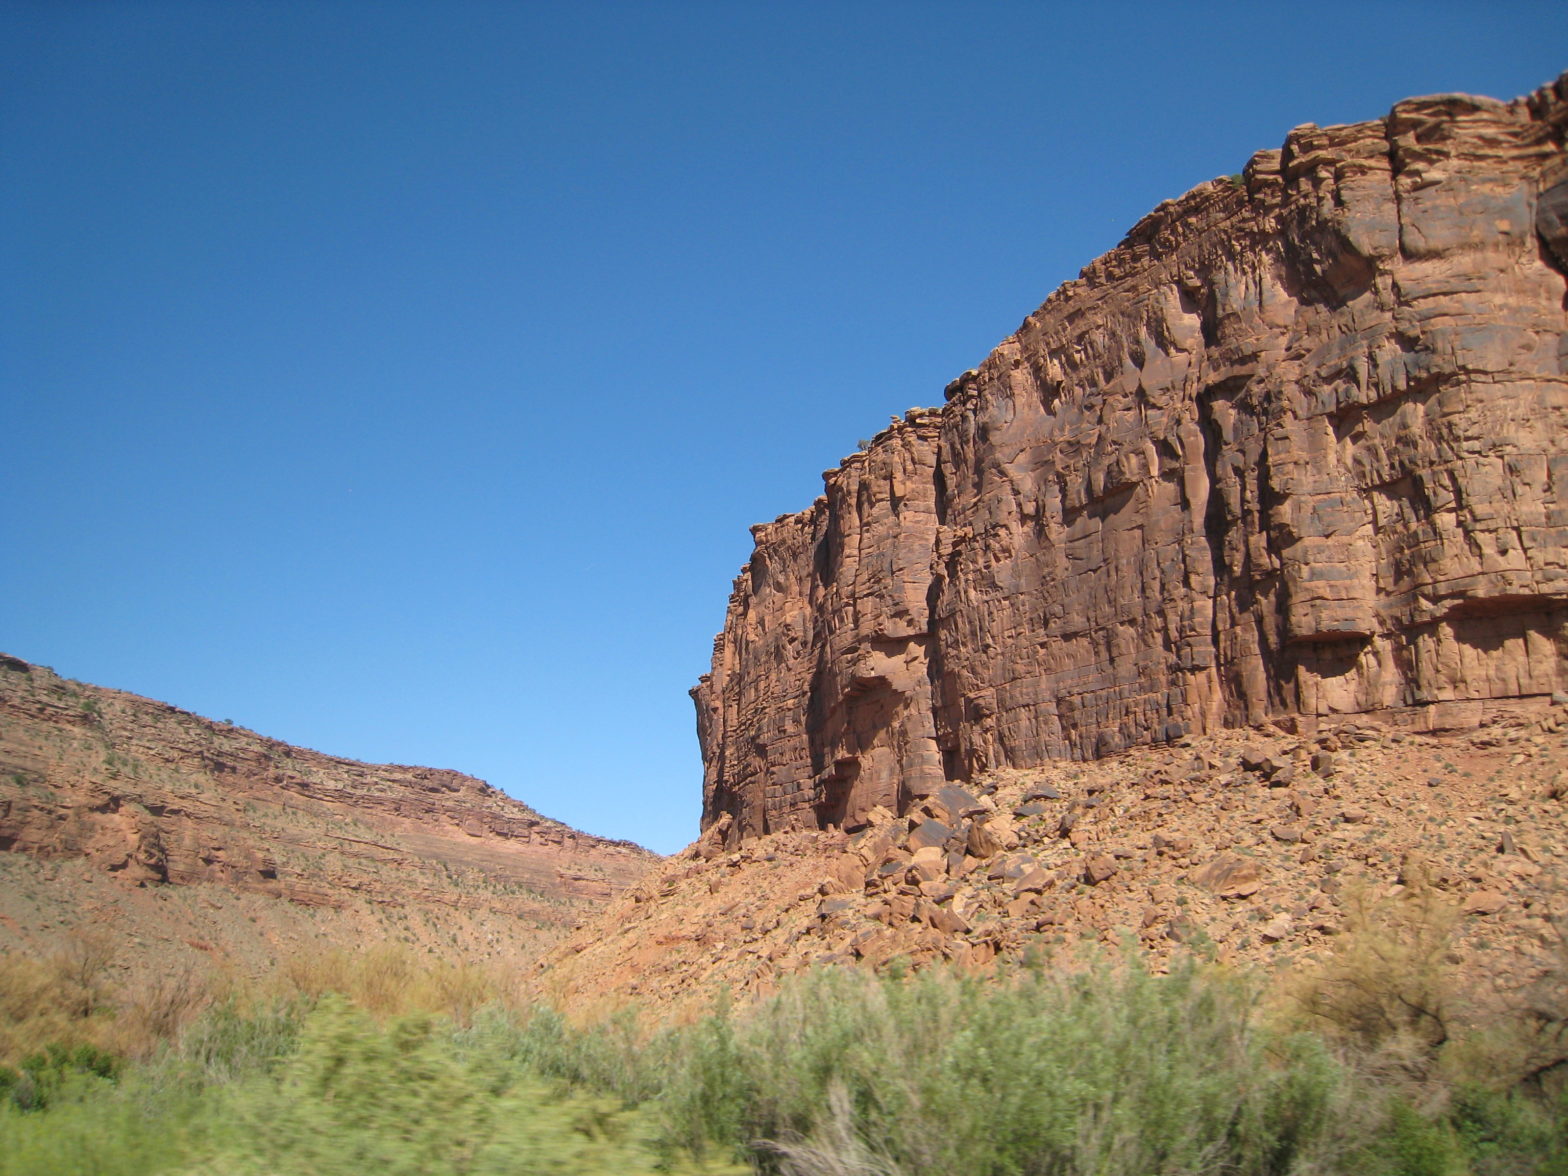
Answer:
[0,929,1562,1174]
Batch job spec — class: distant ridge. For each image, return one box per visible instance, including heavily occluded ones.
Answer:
[0,654,656,974]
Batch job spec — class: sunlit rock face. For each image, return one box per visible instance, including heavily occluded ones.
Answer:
[695,73,1568,843]
[0,655,654,911]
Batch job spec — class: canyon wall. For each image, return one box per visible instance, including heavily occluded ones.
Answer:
[695,73,1568,842]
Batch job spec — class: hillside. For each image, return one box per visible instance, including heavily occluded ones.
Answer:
[546,73,1568,1017]
[541,701,1567,1018]
[0,655,656,978]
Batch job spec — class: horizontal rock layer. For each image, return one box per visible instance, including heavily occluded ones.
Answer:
[0,656,653,919]
[696,73,1568,842]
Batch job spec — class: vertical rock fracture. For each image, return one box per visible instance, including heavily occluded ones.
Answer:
[695,74,1568,843]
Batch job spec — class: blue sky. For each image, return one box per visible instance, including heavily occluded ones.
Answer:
[3,2,1564,854]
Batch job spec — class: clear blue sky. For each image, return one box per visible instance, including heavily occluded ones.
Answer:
[3,2,1564,854]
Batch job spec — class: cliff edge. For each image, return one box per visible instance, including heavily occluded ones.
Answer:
[695,73,1568,843]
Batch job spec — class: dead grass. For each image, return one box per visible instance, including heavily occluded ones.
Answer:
[0,931,521,1070]
[265,940,522,1023]
[0,926,194,1063]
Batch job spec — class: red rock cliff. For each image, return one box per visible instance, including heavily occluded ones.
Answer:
[695,74,1568,842]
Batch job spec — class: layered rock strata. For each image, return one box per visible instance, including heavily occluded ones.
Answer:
[0,655,653,919]
[696,74,1568,842]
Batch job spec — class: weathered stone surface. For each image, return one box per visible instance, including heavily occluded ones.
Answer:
[1463,889,1509,915]
[695,74,1568,842]
[539,708,1568,1013]
[1083,855,1119,885]
[0,657,654,936]
[929,784,987,823]
[908,818,955,851]
[1190,853,1264,898]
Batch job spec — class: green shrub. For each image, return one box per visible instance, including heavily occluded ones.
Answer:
[187,996,743,1176]
[0,1087,199,1176]
[1449,1082,1568,1176]
[1360,1098,1465,1176]
[6,1041,121,1111]
[2,943,1565,1176]
[641,957,1364,1175]
[172,995,306,1085]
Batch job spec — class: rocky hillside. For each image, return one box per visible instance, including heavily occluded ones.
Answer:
[0,655,655,974]
[694,72,1568,844]
[541,699,1568,1019]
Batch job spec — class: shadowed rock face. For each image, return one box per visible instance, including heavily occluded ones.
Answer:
[696,73,1568,843]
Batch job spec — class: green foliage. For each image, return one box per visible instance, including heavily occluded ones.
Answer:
[1,941,1565,1175]
[1449,1083,1568,1176]
[17,1042,120,1106]
[190,997,742,1176]
[506,1003,666,1103]
[1358,1099,1466,1176]
[643,959,1360,1176]
[0,997,741,1176]
[518,955,1566,1176]
[173,995,306,1085]
[0,1086,200,1176]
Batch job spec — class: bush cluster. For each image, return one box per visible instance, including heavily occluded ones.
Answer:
[0,923,1562,1175]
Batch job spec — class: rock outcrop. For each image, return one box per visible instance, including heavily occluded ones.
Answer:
[544,702,1568,1016]
[0,655,654,969]
[696,74,1568,843]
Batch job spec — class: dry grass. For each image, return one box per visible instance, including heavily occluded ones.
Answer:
[0,932,521,1071]
[270,941,521,1023]
[0,937,218,1065]
[1279,870,1568,1122]
[1284,880,1460,1072]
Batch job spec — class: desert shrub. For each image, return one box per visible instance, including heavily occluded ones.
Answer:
[9,1042,120,1110]
[0,954,77,1064]
[0,931,210,1067]
[110,964,211,1058]
[171,994,308,1086]
[49,927,117,1019]
[1281,879,1568,1174]
[645,956,1363,1176]
[0,1085,199,1176]
[0,932,121,1064]
[1290,882,1458,1070]
[195,995,494,1175]
[1356,1098,1466,1176]
[1452,909,1568,1096]
[0,996,742,1176]
[274,941,515,1022]
[4,934,1565,1175]
[501,1002,669,1104]
[186,995,744,1176]
[1447,1082,1568,1176]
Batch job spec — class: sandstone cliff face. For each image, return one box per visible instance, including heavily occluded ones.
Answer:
[696,75,1568,842]
[0,655,653,942]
